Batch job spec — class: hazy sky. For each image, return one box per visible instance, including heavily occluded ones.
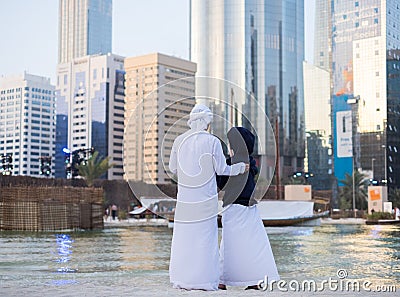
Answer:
[0,0,315,84]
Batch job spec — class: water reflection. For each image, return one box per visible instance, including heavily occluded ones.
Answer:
[55,234,75,273]
[118,227,171,271]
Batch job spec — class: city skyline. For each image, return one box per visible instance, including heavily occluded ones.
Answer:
[0,0,315,83]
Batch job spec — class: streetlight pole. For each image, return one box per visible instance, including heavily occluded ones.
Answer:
[347,95,360,218]
[371,158,375,181]
[352,160,356,218]
[382,145,387,185]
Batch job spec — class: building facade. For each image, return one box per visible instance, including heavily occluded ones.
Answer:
[0,73,56,177]
[331,0,400,189]
[190,0,305,181]
[124,53,196,184]
[58,0,112,63]
[55,53,125,179]
[303,0,334,191]
[314,0,332,71]
[303,61,332,190]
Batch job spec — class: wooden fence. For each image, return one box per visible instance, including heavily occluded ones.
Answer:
[0,186,104,231]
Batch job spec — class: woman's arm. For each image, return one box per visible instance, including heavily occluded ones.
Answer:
[249,156,258,176]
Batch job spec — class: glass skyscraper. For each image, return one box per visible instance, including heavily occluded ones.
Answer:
[190,0,305,182]
[302,0,333,191]
[331,0,400,189]
[303,61,332,190]
[314,0,332,71]
[58,0,112,63]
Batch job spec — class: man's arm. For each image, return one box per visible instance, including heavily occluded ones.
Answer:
[212,138,246,176]
[169,141,177,175]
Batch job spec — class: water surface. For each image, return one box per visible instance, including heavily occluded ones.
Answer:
[1,224,399,296]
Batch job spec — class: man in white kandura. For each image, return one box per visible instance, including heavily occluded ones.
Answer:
[169,104,248,291]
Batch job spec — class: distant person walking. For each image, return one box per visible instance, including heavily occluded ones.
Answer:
[169,104,248,291]
[111,204,118,220]
[104,207,109,221]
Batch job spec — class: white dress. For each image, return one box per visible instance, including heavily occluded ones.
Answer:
[169,129,245,291]
[219,204,280,286]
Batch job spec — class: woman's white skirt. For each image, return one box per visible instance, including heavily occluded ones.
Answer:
[169,217,219,291]
[219,204,280,286]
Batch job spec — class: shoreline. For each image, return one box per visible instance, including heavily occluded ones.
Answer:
[104,217,368,228]
[321,218,366,225]
[104,218,169,227]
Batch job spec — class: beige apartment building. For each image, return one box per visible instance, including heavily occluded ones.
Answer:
[124,53,196,184]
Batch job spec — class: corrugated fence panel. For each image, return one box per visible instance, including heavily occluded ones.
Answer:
[0,186,103,231]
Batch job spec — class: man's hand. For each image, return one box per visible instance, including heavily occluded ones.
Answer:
[245,163,250,172]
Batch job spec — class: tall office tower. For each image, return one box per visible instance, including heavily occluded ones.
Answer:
[314,0,332,70]
[55,54,125,179]
[332,0,400,189]
[303,62,332,190]
[58,0,112,63]
[0,73,56,177]
[190,0,305,181]
[124,53,196,184]
[303,0,334,191]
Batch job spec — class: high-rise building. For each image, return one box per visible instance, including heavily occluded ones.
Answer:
[313,0,332,71]
[190,0,305,181]
[58,0,112,64]
[124,53,196,184]
[55,53,125,179]
[303,61,332,190]
[331,0,400,189]
[0,73,56,177]
[303,0,333,191]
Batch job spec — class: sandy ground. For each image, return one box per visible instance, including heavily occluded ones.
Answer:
[2,280,391,297]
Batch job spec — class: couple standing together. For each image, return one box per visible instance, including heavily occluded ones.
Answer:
[168,104,279,291]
